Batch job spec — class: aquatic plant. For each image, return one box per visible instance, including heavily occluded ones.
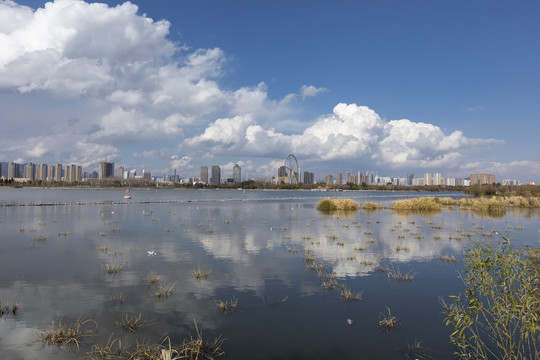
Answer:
[340,287,362,302]
[388,267,416,282]
[442,239,540,360]
[115,313,154,333]
[104,262,125,274]
[316,198,361,211]
[215,297,238,313]
[378,307,400,331]
[362,202,383,210]
[192,266,211,280]
[179,320,226,360]
[391,197,442,212]
[39,317,97,351]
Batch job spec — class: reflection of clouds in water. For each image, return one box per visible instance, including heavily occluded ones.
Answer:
[285,209,473,278]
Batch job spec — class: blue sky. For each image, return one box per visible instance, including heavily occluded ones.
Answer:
[1,0,539,182]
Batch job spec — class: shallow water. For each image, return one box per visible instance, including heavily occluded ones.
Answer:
[0,188,538,359]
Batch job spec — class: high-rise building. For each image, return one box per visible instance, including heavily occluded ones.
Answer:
[303,171,314,184]
[424,173,432,186]
[470,173,496,186]
[65,164,81,182]
[233,164,241,183]
[365,171,377,185]
[142,169,151,179]
[117,166,124,179]
[47,165,55,181]
[324,174,334,185]
[211,165,221,185]
[8,162,20,179]
[278,166,287,178]
[99,161,115,179]
[36,164,47,181]
[433,173,442,186]
[55,164,63,181]
[336,172,343,185]
[129,169,136,179]
[407,173,414,186]
[24,163,35,181]
[200,166,208,184]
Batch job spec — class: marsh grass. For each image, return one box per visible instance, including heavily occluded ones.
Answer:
[398,338,435,360]
[392,197,442,212]
[215,297,238,313]
[192,266,211,280]
[104,262,125,274]
[153,281,175,299]
[262,295,288,307]
[440,255,457,263]
[316,198,361,211]
[115,313,154,333]
[340,287,363,302]
[388,267,416,282]
[110,294,125,304]
[179,320,225,360]
[362,202,383,210]
[87,335,123,359]
[39,317,97,351]
[145,271,162,285]
[378,307,400,332]
[0,301,20,317]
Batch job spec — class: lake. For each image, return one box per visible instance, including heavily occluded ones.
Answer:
[0,188,538,359]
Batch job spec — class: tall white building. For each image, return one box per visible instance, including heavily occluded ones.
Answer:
[233,164,241,183]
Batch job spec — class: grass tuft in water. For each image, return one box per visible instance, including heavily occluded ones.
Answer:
[316,198,361,211]
[115,313,154,333]
[192,266,211,280]
[39,317,97,351]
[378,307,400,332]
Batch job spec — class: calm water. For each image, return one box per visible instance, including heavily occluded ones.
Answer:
[0,188,539,359]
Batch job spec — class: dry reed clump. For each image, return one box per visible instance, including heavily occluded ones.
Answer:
[458,197,507,214]
[316,198,361,211]
[378,307,400,331]
[505,196,540,208]
[192,266,211,280]
[362,202,383,210]
[104,262,125,274]
[215,297,238,313]
[115,313,154,333]
[0,301,20,317]
[87,335,123,359]
[153,282,175,299]
[388,267,416,282]
[178,320,226,360]
[39,317,97,351]
[391,197,442,212]
[340,287,363,302]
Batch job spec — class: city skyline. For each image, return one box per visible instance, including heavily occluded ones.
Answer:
[1,1,539,182]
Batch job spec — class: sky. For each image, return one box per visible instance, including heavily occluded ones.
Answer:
[1,0,539,182]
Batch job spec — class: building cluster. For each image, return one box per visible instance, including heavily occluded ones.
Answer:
[199,164,241,185]
[0,161,155,183]
[322,171,501,187]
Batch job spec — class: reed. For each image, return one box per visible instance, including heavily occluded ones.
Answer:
[39,317,97,350]
[378,307,399,331]
[441,255,457,263]
[115,313,154,333]
[340,287,363,302]
[388,267,416,282]
[316,198,361,211]
[145,271,162,285]
[179,320,226,360]
[87,335,123,359]
[154,282,175,298]
[391,197,442,212]
[104,262,125,274]
[215,297,238,313]
[362,202,383,210]
[192,266,211,280]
